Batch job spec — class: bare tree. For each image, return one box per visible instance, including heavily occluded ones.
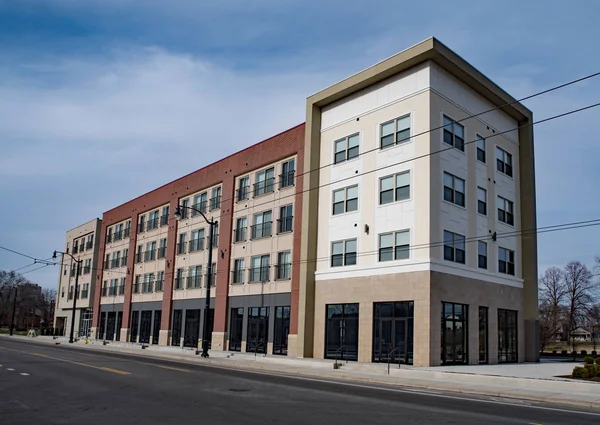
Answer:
[539,267,567,349]
[563,261,596,357]
[38,288,57,328]
[0,271,31,326]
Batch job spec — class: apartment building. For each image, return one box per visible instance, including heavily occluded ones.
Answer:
[91,125,304,356]
[82,37,538,366]
[54,218,102,338]
[296,38,538,366]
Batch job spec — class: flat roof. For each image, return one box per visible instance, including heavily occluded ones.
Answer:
[308,37,532,122]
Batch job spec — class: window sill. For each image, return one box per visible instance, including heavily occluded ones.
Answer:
[230,282,244,285]
[333,155,360,167]
[252,190,275,200]
[250,235,272,241]
[496,170,514,180]
[377,257,410,264]
[379,138,412,152]
[377,197,412,208]
[279,184,295,191]
[442,141,466,155]
[497,220,515,228]
[249,280,269,284]
[276,230,293,235]
[275,277,292,281]
[476,212,488,218]
[233,239,247,244]
[442,200,467,210]
[443,258,466,265]
[331,209,359,218]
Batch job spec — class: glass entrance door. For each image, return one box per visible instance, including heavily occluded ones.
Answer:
[152,311,161,345]
[106,312,116,341]
[229,308,243,351]
[139,311,152,344]
[184,309,200,348]
[246,307,269,354]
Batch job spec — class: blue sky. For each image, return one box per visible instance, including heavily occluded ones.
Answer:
[0,0,599,288]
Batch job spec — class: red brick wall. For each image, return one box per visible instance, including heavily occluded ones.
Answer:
[93,124,306,341]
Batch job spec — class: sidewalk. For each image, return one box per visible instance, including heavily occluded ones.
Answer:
[4,334,600,410]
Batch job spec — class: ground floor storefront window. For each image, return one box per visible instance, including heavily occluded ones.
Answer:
[274,306,290,355]
[498,309,518,363]
[171,310,182,346]
[79,309,93,338]
[325,303,359,361]
[246,307,269,354]
[229,308,243,351]
[479,307,488,364]
[441,302,468,365]
[372,302,413,364]
[152,311,161,345]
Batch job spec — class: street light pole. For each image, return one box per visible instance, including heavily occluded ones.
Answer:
[9,286,18,336]
[174,205,217,358]
[53,250,82,344]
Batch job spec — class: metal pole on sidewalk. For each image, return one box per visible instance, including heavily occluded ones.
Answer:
[9,286,18,336]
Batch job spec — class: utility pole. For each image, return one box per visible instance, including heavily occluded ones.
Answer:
[9,286,18,336]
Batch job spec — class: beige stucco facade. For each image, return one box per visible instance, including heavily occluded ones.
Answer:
[54,218,102,338]
[296,37,538,366]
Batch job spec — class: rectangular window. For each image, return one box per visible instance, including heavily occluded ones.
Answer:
[476,136,486,163]
[378,230,410,261]
[121,248,128,267]
[210,223,219,249]
[144,241,156,261]
[187,265,202,289]
[81,283,89,299]
[237,176,249,201]
[160,206,169,226]
[175,268,184,290]
[498,309,518,363]
[210,186,222,211]
[498,247,515,275]
[177,233,187,255]
[278,204,293,233]
[443,115,465,151]
[86,234,94,250]
[158,238,167,259]
[192,192,207,215]
[83,258,91,274]
[148,210,159,230]
[477,187,487,215]
[443,172,465,207]
[479,307,488,364]
[235,217,247,242]
[380,114,411,149]
[441,302,468,364]
[332,185,358,215]
[379,171,410,205]
[254,167,275,196]
[443,230,465,264]
[155,272,164,292]
[497,196,514,226]
[496,147,513,177]
[273,306,290,355]
[478,241,487,269]
[325,303,359,361]
[180,198,190,218]
[189,229,205,252]
[280,159,295,188]
[114,223,123,240]
[133,276,140,294]
[276,251,291,280]
[232,258,244,284]
[138,215,146,233]
[331,239,357,267]
[334,133,360,164]
[249,255,270,282]
[124,220,131,238]
[251,211,272,239]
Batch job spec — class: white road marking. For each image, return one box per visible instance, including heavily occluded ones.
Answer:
[6,368,14,371]
[20,373,29,376]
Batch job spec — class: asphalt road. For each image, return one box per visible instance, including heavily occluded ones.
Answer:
[0,338,598,425]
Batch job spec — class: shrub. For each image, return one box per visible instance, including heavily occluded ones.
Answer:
[596,358,600,366]
[584,364,597,378]
[561,350,568,355]
[573,366,589,379]
[581,350,588,356]
[552,350,557,354]
[593,351,598,356]
[584,356,594,365]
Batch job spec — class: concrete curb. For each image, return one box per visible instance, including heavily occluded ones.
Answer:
[4,335,600,410]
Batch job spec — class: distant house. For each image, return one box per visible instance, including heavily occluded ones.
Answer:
[571,327,592,342]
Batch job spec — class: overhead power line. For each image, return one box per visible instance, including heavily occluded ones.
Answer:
[186,70,600,212]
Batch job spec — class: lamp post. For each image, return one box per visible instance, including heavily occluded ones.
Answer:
[53,250,82,343]
[174,204,217,358]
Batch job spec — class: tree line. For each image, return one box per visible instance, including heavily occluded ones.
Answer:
[539,256,600,352]
[0,270,56,331]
